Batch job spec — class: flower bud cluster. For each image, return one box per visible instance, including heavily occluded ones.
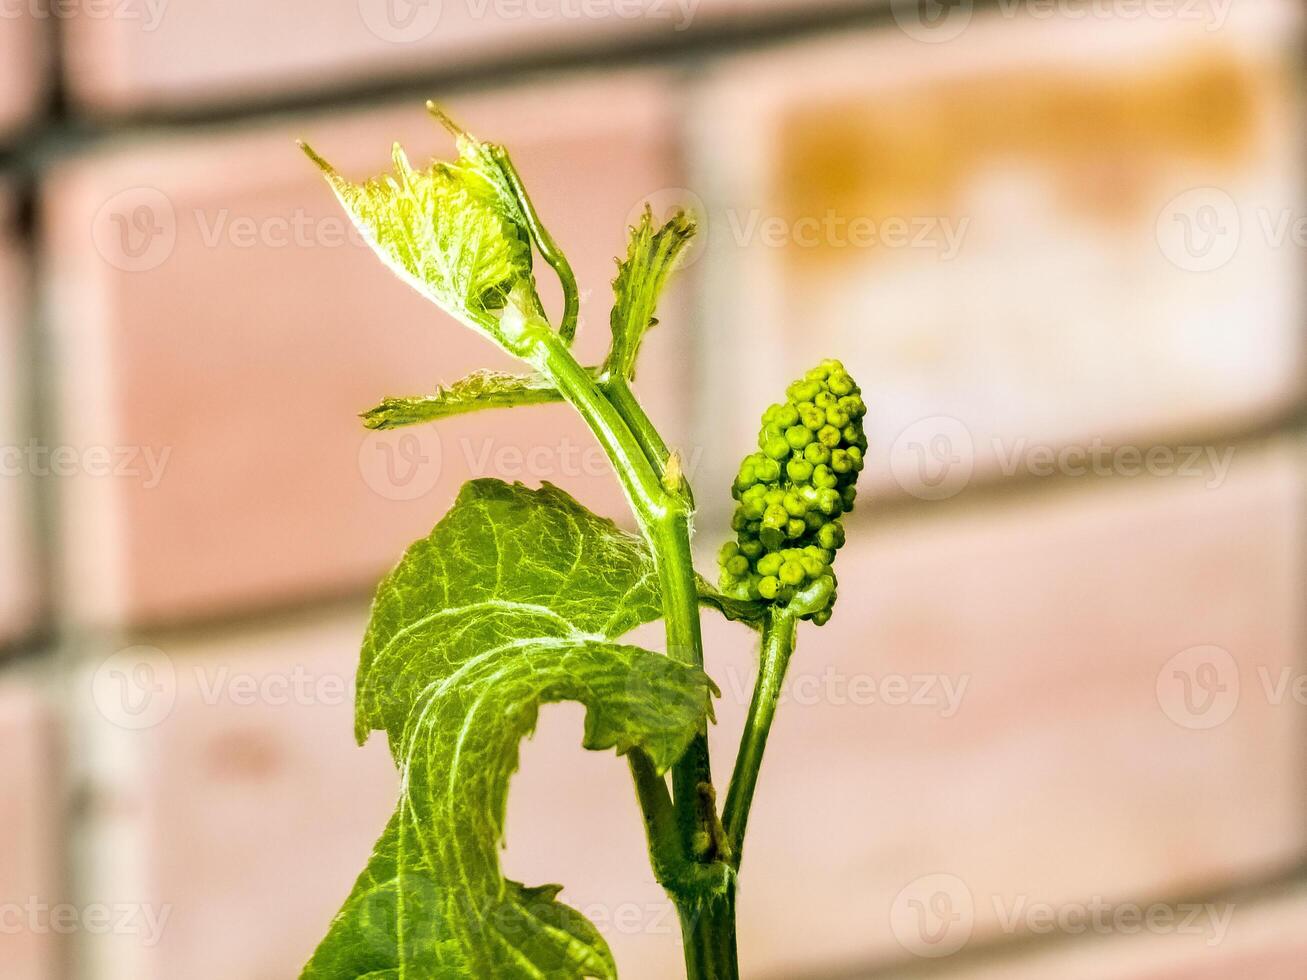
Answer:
[718,359,866,624]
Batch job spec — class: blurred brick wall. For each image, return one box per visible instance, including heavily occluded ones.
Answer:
[1,2,1305,980]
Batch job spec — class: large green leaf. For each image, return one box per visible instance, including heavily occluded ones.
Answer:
[356,479,667,748]
[302,639,712,980]
[304,480,713,979]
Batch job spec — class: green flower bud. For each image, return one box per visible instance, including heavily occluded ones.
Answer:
[799,553,825,577]
[816,521,844,550]
[779,561,805,586]
[816,488,841,515]
[782,491,806,518]
[785,425,814,450]
[825,405,850,428]
[799,404,825,430]
[804,443,831,466]
[786,457,814,483]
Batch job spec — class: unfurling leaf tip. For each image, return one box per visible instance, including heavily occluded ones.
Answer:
[297,140,333,175]
[426,101,464,138]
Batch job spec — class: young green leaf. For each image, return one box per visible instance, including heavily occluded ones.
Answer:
[300,136,535,352]
[356,479,667,750]
[302,639,714,980]
[605,207,697,381]
[360,369,565,430]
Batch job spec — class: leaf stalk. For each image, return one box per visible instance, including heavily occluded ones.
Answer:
[722,607,799,869]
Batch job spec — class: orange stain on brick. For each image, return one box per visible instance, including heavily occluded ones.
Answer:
[774,50,1275,267]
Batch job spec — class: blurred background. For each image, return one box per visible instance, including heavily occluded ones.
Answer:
[1,1,1305,978]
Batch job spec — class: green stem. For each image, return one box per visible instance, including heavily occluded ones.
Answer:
[528,330,736,978]
[495,154,580,343]
[629,749,685,884]
[723,607,798,869]
[529,330,668,520]
[601,375,694,508]
[678,891,738,980]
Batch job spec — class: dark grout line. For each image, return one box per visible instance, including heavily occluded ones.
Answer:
[0,406,1293,659]
[0,0,894,170]
[105,585,375,653]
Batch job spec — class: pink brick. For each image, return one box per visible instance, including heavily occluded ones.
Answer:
[695,444,1304,976]
[0,6,44,137]
[0,681,58,980]
[75,612,397,979]
[692,1,1304,518]
[42,73,687,626]
[58,0,862,114]
[0,188,36,646]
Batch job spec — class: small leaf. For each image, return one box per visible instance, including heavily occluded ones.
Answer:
[356,479,666,749]
[302,640,713,980]
[361,370,564,429]
[300,134,535,351]
[605,207,696,380]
